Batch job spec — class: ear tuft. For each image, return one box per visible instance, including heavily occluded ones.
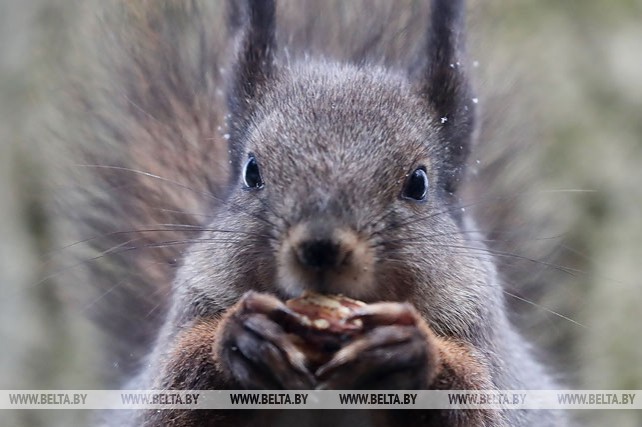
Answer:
[227,0,277,119]
[422,0,476,194]
[225,0,277,175]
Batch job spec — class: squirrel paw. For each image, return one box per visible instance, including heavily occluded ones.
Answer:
[315,302,438,390]
[214,291,316,389]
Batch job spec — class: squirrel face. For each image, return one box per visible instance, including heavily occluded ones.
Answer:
[186,63,492,339]
[175,0,495,338]
[228,64,446,300]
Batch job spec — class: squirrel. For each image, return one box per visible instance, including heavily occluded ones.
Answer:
[48,0,566,426]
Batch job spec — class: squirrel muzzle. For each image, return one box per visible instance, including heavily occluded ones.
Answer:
[277,222,376,298]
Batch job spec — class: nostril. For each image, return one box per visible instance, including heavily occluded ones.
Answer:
[297,239,344,270]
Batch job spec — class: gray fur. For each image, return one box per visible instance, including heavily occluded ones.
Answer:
[48,0,565,425]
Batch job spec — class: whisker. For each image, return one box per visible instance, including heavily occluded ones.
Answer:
[386,188,594,233]
[502,290,586,328]
[379,252,585,328]
[403,242,584,278]
[42,225,268,262]
[386,240,631,290]
[151,207,215,219]
[5,235,267,301]
[75,164,280,229]
[379,229,567,248]
[1,237,140,301]
[79,277,128,315]
[124,95,162,124]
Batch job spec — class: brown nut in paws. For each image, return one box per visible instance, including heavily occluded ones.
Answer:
[284,292,366,369]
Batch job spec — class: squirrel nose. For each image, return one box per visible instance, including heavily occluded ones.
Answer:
[295,239,350,270]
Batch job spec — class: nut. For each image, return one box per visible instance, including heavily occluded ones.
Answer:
[286,292,366,334]
[285,292,366,368]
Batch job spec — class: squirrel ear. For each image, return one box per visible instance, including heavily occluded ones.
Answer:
[421,0,476,194]
[227,0,277,119]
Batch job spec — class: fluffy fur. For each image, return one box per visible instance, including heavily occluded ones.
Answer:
[49,1,564,426]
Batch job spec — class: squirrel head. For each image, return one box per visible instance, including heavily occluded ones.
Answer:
[187,0,493,336]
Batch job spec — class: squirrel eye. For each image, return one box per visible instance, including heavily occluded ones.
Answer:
[242,155,264,189]
[402,167,429,201]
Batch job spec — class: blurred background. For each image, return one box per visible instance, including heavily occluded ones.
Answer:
[0,0,641,426]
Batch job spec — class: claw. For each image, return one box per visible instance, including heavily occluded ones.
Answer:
[315,325,428,390]
[220,292,318,389]
[315,325,415,379]
[243,314,313,380]
[346,302,418,328]
[240,291,308,329]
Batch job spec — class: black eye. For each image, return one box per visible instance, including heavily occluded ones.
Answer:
[402,167,429,201]
[242,155,264,189]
